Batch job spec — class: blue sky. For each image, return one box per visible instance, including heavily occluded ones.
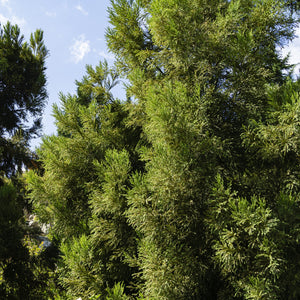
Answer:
[0,0,120,148]
[0,0,299,149]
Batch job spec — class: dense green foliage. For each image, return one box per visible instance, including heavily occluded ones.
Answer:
[0,22,48,177]
[25,0,300,299]
[27,62,143,299]
[0,22,54,299]
[0,176,60,299]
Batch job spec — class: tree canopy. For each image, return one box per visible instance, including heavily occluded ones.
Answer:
[0,22,48,177]
[24,0,300,299]
[0,22,52,299]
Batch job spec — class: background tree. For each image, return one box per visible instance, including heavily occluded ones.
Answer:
[0,21,54,299]
[0,21,48,177]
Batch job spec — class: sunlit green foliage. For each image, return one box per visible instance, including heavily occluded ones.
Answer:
[107,0,299,299]
[27,62,143,299]
[26,0,300,299]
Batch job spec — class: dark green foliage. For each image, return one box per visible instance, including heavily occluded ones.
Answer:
[0,177,59,299]
[0,21,52,299]
[88,149,139,294]
[0,22,48,177]
[0,22,47,136]
[0,179,29,298]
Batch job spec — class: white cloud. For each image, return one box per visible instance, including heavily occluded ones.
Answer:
[281,27,300,69]
[0,0,9,8]
[0,0,12,16]
[0,13,9,24]
[75,4,88,16]
[10,15,26,27]
[0,13,26,28]
[0,0,27,29]
[45,11,57,17]
[70,34,91,63]
[98,50,115,60]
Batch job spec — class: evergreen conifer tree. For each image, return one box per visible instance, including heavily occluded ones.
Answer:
[27,0,300,298]
[0,22,48,177]
[0,21,50,298]
[27,62,143,299]
[107,0,299,298]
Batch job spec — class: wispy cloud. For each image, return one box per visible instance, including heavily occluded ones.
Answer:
[45,11,57,18]
[0,13,26,27]
[0,13,9,25]
[281,27,300,69]
[70,34,91,63]
[0,0,26,28]
[75,4,88,16]
[98,50,115,61]
[0,0,9,8]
